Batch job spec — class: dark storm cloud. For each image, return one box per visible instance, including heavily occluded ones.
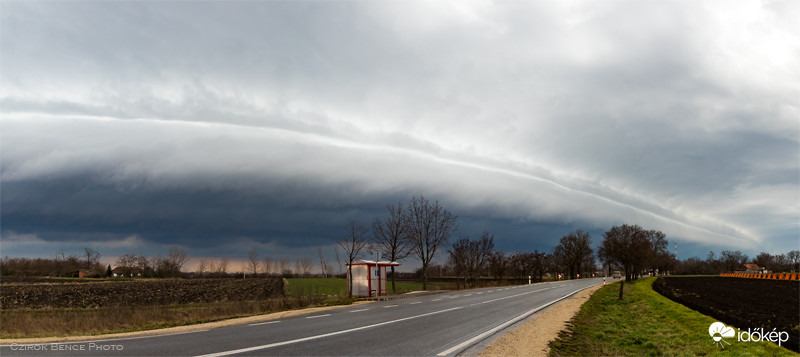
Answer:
[1,1,798,263]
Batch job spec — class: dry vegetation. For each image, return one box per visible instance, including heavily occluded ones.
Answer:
[0,277,339,339]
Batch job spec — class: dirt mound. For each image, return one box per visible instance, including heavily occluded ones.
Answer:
[654,276,799,352]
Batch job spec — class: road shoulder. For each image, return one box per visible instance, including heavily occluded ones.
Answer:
[471,281,611,357]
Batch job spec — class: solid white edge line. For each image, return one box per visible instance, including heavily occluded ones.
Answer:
[436,283,599,356]
[195,306,463,357]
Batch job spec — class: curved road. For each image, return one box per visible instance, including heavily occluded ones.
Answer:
[1,278,605,356]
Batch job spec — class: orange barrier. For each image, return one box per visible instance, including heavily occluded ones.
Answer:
[720,272,799,280]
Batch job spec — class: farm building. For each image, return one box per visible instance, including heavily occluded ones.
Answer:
[346,260,400,297]
[742,263,766,273]
[72,269,95,278]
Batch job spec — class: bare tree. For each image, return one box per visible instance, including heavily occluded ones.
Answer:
[115,254,139,277]
[214,258,230,275]
[336,220,370,297]
[196,258,209,277]
[262,256,274,276]
[406,195,458,290]
[299,257,313,277]
[601,224,650,281]
[278,258,291,277]
[334,245,343,275]
[318,247,329,278]
[84,247,100,270]
[164,246,189,277]
[247,250,260,277]
[372,202,411,293]
[553,230,593,279]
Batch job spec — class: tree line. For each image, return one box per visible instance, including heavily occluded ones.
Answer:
[0,246,189,278]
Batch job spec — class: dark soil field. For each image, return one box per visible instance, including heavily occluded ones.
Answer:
[0,278,286,309]
[654,276,799,352]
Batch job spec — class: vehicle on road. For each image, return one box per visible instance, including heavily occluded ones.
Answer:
[612,271,622,279]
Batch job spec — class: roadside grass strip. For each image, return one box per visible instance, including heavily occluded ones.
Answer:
[548,278,796,357]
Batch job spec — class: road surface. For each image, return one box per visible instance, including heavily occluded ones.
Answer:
[1,278,605,356]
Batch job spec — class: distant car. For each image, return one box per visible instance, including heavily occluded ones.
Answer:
[612,271,622,279]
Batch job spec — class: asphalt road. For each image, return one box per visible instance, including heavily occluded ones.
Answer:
[1,278,605,357]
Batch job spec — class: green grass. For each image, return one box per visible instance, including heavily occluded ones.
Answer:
[549,278,797,356]
[286,278,348,296]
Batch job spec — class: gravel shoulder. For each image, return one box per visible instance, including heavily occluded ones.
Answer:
[477,281,612,357]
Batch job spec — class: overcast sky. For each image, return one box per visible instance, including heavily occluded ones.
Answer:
[2,1,798,270]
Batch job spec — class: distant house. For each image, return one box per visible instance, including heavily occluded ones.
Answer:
[111,266,141,277]
[72,269,95,278]
[743,263,766,273]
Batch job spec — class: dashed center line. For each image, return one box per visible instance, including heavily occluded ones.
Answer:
[305,314,331,319]
[384,305,398,308]
[349,309,369,313]
[248,321,281,326]
[410,301,422,304]
[432,299,442,301]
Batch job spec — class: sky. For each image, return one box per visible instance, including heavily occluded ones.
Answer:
[1,1,798,272]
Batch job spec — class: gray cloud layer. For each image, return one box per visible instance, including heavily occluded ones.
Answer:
[2,1,798,261]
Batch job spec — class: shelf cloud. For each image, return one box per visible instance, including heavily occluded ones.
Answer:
[2,1,797,263]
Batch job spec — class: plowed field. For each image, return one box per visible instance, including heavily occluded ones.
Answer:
[653,276,799,352]
[0,278,285,309]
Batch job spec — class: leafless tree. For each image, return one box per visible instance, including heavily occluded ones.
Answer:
[299,257,313,277]
[788,250,800,272]
[115,254,139,277]
[214,258,230,275]
[334,245,343,275]
[162,246,189,277]
[406,195,458,290]
[601,224,650,281]
[278,258,291,277]
[84,247,100,270]
[553,230,593,279]
[262,256,274,276]
[489,251,507,281]
[196,258,209,277]
[318,247,329,278]
[447,232,494,289]
[247,250,260,277]
[372,202,411,293]
[336,220,370,297]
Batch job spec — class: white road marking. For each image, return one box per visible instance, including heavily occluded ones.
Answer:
[384,305,398,308]
[437,288,588,356]
[195,306,464,357]
[432,298,442,301]
[305,314,331,319]
[249,321,281,326]
[464,294,472,296]
[349,309,369,313]
[410,301,422,304]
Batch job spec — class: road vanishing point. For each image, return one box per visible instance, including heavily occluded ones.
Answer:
[1,278,605,356]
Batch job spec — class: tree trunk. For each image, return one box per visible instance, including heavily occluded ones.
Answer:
[422,263,428,290]
[390,266,396,293]
[618,280,624,300]
[348,264,353,298]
